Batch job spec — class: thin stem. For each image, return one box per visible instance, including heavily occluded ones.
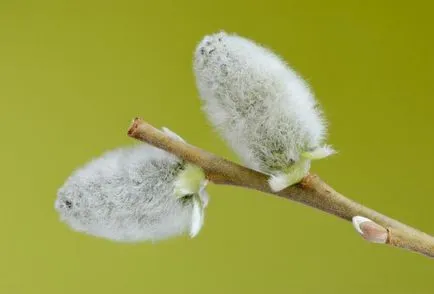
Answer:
[128,118,434,258]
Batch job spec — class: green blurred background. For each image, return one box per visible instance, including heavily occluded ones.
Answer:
[1,1,433,293]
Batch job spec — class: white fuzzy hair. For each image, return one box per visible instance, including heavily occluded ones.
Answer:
[55,136,208,242]
[193,31,333,191]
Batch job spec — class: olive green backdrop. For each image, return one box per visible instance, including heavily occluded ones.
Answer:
[1,1,433,293]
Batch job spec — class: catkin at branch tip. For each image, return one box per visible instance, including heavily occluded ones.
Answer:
[55,130,209,242]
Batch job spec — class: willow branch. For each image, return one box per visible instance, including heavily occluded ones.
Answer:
[127,118,434,258]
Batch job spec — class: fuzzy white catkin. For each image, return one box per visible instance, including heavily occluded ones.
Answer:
[55,136,208,242]
[193,32,334,191]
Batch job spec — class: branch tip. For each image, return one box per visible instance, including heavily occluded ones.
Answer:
[127,117,142,137]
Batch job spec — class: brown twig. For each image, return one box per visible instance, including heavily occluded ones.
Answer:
[127,118,434,258]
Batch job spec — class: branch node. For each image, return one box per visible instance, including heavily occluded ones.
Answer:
[299,173,317,189]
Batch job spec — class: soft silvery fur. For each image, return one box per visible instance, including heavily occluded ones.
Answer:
[193,31,334,191]
[55,132,208,242]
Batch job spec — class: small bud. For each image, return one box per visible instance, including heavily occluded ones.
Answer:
[352,216,388,244]
[55,130,209,242]
[194,32,334,192]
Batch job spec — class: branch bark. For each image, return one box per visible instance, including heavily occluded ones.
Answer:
[128,118,434,258]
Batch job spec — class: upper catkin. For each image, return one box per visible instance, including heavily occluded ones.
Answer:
[55,129,209,242]
[193,31,334,191]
